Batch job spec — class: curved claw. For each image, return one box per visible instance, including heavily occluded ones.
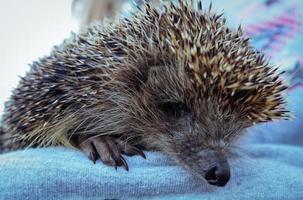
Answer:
[130,147,146,159]
[120,156,129,171]
[120,144,146,159]
[76,135,145,171]
[89,152,99,164]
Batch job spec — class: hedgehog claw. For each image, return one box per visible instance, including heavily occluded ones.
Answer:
[77,135,141,171]
[89,152,98,164]
[117,141,146,159]
[136,148,146,159]
[127,147,146,159]
[120,156,129,171]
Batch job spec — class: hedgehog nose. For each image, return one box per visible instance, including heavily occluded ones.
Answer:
[205,161,230,186]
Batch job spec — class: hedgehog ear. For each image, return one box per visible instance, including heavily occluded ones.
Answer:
[145,65,166,85]
[133,65,166,91]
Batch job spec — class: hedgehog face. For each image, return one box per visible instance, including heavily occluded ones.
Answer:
[154,102,241,187]
[130,65,249,186]
[116,0,288,186]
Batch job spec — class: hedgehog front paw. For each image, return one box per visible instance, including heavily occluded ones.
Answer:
[77,135,145,170]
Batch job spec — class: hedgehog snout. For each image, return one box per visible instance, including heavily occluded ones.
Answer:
[204,159,230,186]
[197,149,230,186]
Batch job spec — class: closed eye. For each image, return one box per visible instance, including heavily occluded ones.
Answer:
[158,102,189,118]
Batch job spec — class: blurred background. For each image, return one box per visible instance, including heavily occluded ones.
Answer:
[0,0,77,114]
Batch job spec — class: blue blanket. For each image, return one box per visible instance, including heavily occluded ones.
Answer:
[1,142,303,199]
[1,0,303,199]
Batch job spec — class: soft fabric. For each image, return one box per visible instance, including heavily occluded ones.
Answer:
[0,142,303,200]
[1,0,303,199]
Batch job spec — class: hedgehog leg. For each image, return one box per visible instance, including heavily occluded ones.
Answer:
[77,135,145,170]
[78,135,127,170]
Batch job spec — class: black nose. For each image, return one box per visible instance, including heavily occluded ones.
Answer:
[205,161,230,186]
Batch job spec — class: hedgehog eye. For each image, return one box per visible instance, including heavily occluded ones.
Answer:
[158,102,189,118]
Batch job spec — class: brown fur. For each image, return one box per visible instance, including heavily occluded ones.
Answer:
[0,0,288,184]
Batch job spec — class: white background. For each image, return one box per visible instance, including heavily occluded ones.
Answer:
[0,0,78,115]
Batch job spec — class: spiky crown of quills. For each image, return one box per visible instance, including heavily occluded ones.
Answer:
[132,0,289,123]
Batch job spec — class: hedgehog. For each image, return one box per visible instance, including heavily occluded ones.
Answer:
[0,0,289,187]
